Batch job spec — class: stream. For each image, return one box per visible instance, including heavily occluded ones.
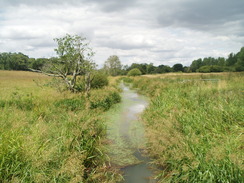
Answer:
[106,83,156,183]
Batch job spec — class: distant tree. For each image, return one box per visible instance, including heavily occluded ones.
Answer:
[147,63,156,74]
[0,52,29,70]
[190,58,203,72]
[183,66,191,73]
[217,57,226,66]
[30,58,49,70]
[235,47,244,71]
[226,53,237,66]
[127,63,147,74]
[127,68,142,76]
[155,64,172,73]
[103,55,122,76]
[173,63,184,72]
[120,65,129,75]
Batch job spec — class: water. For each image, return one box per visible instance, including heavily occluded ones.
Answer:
[106,83,156,183]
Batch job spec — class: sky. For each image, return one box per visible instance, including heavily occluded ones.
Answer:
[0,0,244,67]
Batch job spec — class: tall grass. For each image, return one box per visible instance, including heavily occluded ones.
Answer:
[125,72,244,182]
[0,71,121,182]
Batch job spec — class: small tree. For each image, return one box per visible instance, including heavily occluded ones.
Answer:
[127,68,142,76]
[32,34,95,95]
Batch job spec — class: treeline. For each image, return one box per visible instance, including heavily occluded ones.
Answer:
[0,52,48,71]
[123,47,244,74]
[1,47,244,74]
[190,47,244,72]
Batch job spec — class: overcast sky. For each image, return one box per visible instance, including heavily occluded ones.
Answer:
[0,0,244,67]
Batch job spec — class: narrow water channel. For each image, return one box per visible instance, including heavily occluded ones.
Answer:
[106,83,156,183]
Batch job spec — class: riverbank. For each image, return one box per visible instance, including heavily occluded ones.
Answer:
[124,72,244,182]
[0,71,121,182]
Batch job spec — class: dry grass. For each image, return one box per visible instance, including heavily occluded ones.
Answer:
[142,72,233,78]
[125,72,244,182]
[0,71,122,183]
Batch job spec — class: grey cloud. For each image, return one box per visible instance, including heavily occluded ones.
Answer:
[0,0,243,66]
[0,0,137,12]
[156,0,244,36]
[151,49,176,53]
[101,40,152,50]
[95,35,153,50]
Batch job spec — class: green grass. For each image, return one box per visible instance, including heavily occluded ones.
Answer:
[124,72,244,182]
[0,71,122,183]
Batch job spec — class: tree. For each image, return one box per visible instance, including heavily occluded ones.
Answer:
[173,63,184,72]
[190,58,203,72]
[31,34,95,94]
[146,63,156,74]
[235,47,244,71]
[103,55,122,76]
[30,58,48,70]
[226,53,237,66]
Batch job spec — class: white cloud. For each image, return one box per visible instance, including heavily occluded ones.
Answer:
[0,0,243,67]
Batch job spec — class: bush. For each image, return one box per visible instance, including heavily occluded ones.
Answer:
[235,65,244,71]
[127,68,142,76]
[198,65,224,73]
[91,72,109,89]
[210,65,224,72]
[75,73,109,92]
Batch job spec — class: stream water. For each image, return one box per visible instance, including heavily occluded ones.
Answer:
[106,83,156,183]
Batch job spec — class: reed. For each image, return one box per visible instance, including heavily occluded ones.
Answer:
[125,72,244,182]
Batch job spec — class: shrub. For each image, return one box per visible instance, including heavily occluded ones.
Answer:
[210,65,224,72]
[127,68,142,76]
[197,66,211,73]
[91,72,109,89]
[75,73,109,92]
[235,65,244,71]
[198,65,224,73]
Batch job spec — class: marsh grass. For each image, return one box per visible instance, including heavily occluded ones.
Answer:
[124,72,244,182]
[0,71,122,182]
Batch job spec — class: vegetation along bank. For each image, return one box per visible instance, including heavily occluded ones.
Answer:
[0,70,122,182]
[123,72,244,182]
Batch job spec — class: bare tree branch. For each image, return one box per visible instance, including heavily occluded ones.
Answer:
[28,68,61,77]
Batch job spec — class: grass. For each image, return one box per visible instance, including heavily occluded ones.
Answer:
[123,72,244,182]
[0,71,122,183]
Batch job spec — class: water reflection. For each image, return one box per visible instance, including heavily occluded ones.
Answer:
[107,83,156,183]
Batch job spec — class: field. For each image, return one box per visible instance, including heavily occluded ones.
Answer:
[0,71,122,183]
[1,71,243,183]
[126,72,244,182]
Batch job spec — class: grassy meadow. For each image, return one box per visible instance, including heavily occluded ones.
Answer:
[0,71,122,183]
[124,72,244,182]
[1,71,243,183]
